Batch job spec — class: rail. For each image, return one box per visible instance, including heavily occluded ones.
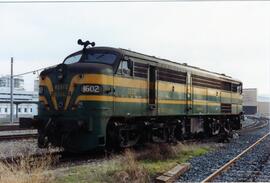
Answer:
[201,132,270,183]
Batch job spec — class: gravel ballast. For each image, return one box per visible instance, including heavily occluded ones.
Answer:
[177,120,270,182]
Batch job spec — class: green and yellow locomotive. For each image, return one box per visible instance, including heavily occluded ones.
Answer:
[21,40,243,152]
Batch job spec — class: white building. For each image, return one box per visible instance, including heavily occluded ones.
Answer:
[0,76,38,122]
[243,88,257,115]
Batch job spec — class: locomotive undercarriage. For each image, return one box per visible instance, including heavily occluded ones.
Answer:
[34,114,241,151]
[106,115,241,149]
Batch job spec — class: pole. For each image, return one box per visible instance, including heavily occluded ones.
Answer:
[10,57,14,124]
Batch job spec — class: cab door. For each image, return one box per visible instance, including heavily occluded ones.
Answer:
[186,72,192,115]
[113,59,133,116]
[148,65,158,116]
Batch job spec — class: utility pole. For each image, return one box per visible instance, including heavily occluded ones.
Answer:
[10,57,14,124]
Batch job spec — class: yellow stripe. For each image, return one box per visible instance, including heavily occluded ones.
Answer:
[193,100,220,106]
[74,74,147,89]
[193,87,207,96]
[114,76,147,89]
[232,93,242,99]
[207,102,220,106]
[115,97,148,103]
[65,74,147,109]
[221,92,231,98]
[207,88,220,97]
[39,77,58,110]
[158,99,186,104]
[74,94,222,107]
[75,95,148,105]
[158,81,186,92]
[193,100,207,105]
[194,87,242,99]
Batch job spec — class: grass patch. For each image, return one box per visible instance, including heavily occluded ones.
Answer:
[0,151,56,183]
[138,143,211,176]
[54,143,212,183]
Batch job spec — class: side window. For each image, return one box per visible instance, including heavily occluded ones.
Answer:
[122,61,131,76]
[237,84,242,94]
[117,60,132,76]
[117,61,123,75]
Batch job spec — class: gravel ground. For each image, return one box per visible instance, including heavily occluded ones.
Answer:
[177,120,270,182]
[214,135,270,182]
[0,139,60,158]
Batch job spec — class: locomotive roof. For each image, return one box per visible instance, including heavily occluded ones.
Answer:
[121,48,241,84]
[87,46,242,84]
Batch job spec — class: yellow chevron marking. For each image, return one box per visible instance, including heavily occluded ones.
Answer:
[64,75,82,110]
[39,96,49,110]
[39,77,58,110]
[39,96,48,104]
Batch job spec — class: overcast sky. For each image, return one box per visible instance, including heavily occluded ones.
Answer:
[0,1,269,96]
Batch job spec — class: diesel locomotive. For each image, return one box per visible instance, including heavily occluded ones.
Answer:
[20,40,243,152]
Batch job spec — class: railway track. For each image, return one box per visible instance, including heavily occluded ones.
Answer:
[0,133,37,141]
[201,131,270,182]
[240,117,269,133]
[0,124,31,131]
[0,123,37,141]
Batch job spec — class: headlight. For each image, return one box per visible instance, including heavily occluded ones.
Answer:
[81,84,102,94]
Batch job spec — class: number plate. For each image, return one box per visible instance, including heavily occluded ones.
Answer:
[81,85,102,94]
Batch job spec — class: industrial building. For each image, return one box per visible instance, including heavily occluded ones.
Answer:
[0,76,38,122]
[243,88,257,115]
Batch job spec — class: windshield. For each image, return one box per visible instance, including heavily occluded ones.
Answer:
[85,52,117,65]
[64,53,82,64]
[64,51,118,65]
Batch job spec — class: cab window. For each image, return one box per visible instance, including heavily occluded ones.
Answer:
[117,60,132,76]
[237,84,242,94]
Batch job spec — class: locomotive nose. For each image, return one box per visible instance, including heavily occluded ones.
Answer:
[56,64,67,81]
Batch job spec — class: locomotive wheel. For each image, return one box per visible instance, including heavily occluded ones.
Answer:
[106,122,120,151]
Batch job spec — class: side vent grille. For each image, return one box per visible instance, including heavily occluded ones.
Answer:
[158,68,186,84]
[134,62,148,78]
[221,103,232,113]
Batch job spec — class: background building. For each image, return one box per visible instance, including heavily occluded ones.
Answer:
[0,75,38,123]
[243,88,257,115]
[257,95,270,117]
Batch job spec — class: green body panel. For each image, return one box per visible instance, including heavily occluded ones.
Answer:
[192,104,207,114]
[158,91,186,100]
[193,94,207,101]
[207,105,221,114]
[113,102,148,116]
[158,103,186,115]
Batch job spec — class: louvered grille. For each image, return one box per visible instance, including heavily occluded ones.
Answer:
[157,68,186,84]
